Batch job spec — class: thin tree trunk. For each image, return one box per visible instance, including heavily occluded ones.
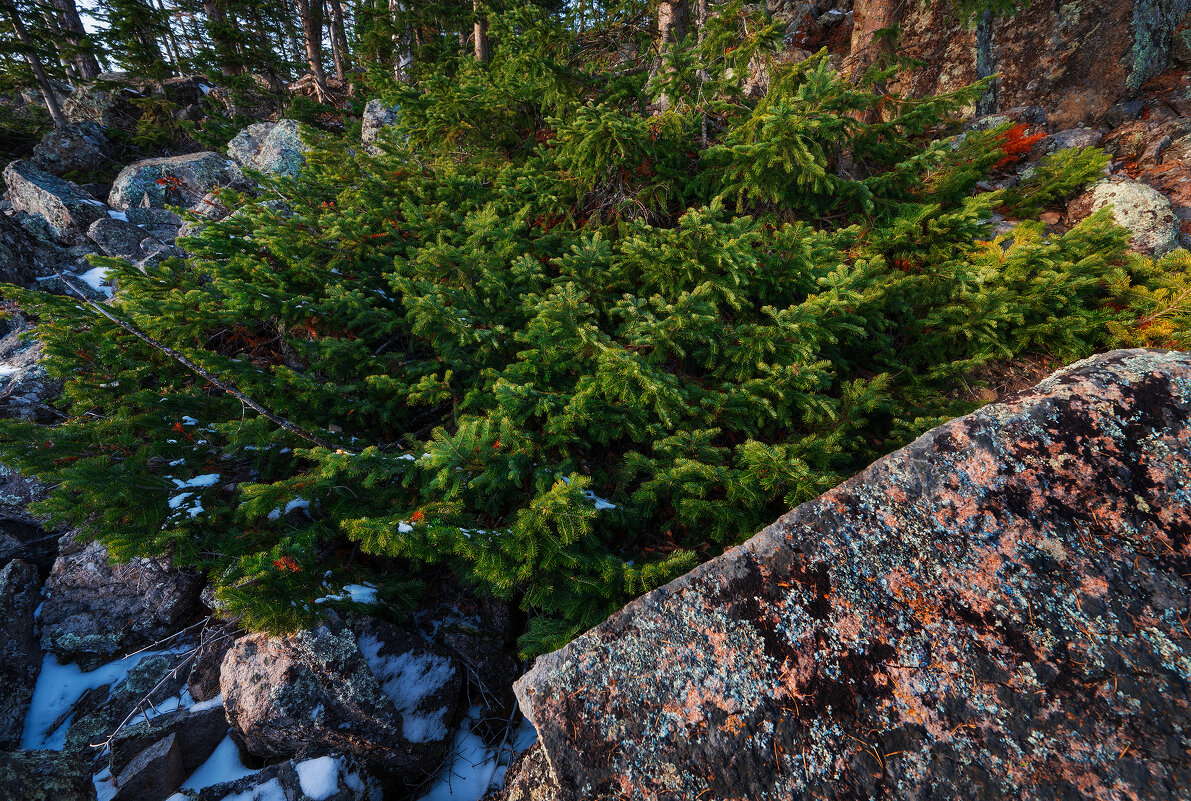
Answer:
[203,0,242,75]
[326,0,350,81]
[4,4,68,127]
[49,0,99,78]
[846,0,903,80]
[657,0,688,47]
[473,0,489,62]
[155,0,184,70]
[390,0,413,81]
[296,0,329,98]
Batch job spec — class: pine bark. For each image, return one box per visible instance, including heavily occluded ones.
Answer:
[326,0,351,81]
[473,0,489,62]
[3,2,68,127]
[49,0,99,79]
[296,0,329,95]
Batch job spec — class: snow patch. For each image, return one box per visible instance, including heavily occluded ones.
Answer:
[179,734,258,792]
[76,266,112,297]
[357,634,454,743]
[315,583,379,605]
[190,693,224,712]
[106,210,128,222]
[294,755,345,800]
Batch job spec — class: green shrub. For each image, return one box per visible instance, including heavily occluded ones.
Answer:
[0,9,1141,656]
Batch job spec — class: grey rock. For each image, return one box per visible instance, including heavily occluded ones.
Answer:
[0,558,42,749]
[87,216,162,261]
[361,100,400,155]
[112,731,186,801]
[40,532,203,670]
[0,316,60,424]
[63,73,140,129]
[1035,127,1104,156]
[1068,176,1180,256]
[124,207,183,243]
[32,121,114,177]
[108,152,243,211]
[110,703,228,779]
[0,519,57,576]
[221,618,460,776]
[188,625,238,702]
[3,160,109,246]
[0,750,95,801]
[227,119,307,178]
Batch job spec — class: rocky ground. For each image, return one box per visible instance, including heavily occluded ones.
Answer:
[4,4,1191,799]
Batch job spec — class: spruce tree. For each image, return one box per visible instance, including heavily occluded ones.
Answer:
[0,6,1176,656]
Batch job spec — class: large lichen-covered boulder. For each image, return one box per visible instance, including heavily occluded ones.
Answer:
[515,349,1191,801]
[888,0,1191,128]
[32,121,114,177]
[39,533,203,671]
[0,558,42,749]
[108,152,242,211]
[226,119,308,178]
[3,159,109,246]
[1068,176,1181,256]
[220,618,461,777]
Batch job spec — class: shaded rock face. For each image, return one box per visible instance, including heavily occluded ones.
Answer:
[3,160,109,245]
[1068,177,1180,255]
[109,703,228,797]
[0,317,61,424]
[515,349,1191,800]
[221,619,461,777]
[361,100,400,155]
[32,121,114,177]
[40,533,203,670]
[0,558,42,749]
[108,152,242,211]
[0,750,96,801]
[890,0,1191,128]
[227,119,307,178]
[192,753,383,801]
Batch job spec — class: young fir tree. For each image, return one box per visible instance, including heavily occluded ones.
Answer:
[0,5,1172,656]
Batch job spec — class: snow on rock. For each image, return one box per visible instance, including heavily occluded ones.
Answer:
[356,633,455,743]
[178,734,259,793]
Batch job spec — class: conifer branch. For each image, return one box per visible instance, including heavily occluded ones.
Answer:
[55,271,339,451]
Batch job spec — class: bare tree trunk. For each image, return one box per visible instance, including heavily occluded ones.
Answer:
[296,0,329,97]
[326,0,350,81]
[657,0,688,47]
[4,3,68,127]
[155,0,184,70]
[473,0,489,62]
[203,0,242,75]
[390,0,413,81]
[49,0,99,79]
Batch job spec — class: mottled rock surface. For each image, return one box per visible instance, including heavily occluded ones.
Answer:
[221,618,460,777]
[0,749,95,801]
[890,0,1191,128]
[3,160,109,245]
[515,349,1191,800]
[40,533,203,670]
[361,100,400,155]
[226,119,307,178]
[0,558,42,749]
[1069,177,1181,256]
[32,121,114,177]
[108,152,242,211]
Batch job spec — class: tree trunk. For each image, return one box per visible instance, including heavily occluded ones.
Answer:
[473,0,489,62]
[49,0,99,79]
[390,0,413,81]
[296,0,329,97]
[155,0,183,70]
[203,0,242,75]
[4,3,68,127]
[326,0,350,81]
[847,0,904,79]
[656,0,688,47]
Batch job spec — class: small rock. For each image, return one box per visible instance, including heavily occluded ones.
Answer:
[109,703,228,780]
[227,119,307,178]
[112,731,186,801]
[3,160,110,246]
[0,750,95,801]
[40,532,203,670]
[1068,176,1180,256]
[31,121,114,177]
[123,207,183,243]
[1037,210,1062,225]
[87,216,162,261]
[361,100,400,155]
[0,558,42,749]
[108,152,243,211]
[1034,127,1104,157]
[221,618,460,776]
